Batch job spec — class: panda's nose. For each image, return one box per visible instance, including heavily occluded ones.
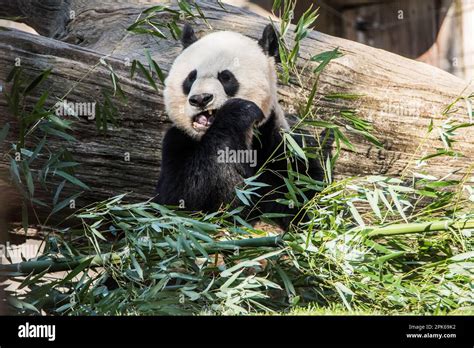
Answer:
[189,93,214,108]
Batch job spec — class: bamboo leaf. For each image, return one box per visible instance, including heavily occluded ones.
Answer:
[347,201,365,228]
[388,187,408,222]
[311,48,342,73]
[284,133,307,164]
[52,192,81,215]
[131,254,144,280]
[145,49,166,84]
[135,60,158,91]
[23,68,52,95]
[275,265,296,297]
[55,170,90,190]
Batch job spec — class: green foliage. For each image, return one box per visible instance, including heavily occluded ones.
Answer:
[130,51,167,92]
[271,0,319,84]
[126,1,208,93]
[269,2,381,177]
[3,170,473,315]
[94,58,129,133]
[2,67,87,225]
[127,1,211,40]
[428,94,474,152]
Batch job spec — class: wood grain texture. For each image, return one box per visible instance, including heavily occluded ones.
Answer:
[0,0,72,37]
[0,0,472,220]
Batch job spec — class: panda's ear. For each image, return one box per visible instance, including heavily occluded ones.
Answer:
[258,24,280,62]
[181,24,198,49]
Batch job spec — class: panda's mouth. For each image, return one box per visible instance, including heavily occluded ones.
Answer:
[192,109,216,131]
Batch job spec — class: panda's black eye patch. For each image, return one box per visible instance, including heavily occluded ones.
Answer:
[182,69,197,95]
[218,70,239,97]
[219,70,231,82]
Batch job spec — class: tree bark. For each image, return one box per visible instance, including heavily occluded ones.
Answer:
[0,0,72,37]
[0,0,472,220]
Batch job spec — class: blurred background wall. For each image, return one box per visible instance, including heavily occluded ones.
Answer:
[226,0,474,81]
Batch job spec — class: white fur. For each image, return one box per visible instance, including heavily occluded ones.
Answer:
[164,30,288,139]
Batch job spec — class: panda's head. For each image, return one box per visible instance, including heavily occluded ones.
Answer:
[164,24,282,139]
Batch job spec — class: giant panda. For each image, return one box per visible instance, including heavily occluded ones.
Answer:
[155,24,328,229]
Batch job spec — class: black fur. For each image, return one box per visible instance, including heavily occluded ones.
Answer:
[155,99,263,212]
[182,69,197,95]
[181,24,198,49]
[218,70,239,96]
[258,24,280,62]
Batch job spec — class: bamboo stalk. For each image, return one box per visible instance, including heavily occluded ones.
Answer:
[0,253,122,275]
[0,236,283,276]
[367,219,474,238]
[203,236,283,250]
[4,218,473,276]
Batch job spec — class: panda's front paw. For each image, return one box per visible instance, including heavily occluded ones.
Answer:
[218,98,265,126]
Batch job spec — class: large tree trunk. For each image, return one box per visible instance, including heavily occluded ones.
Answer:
[0,0,472,221]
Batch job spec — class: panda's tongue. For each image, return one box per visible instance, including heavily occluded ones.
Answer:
[196,114,208,126]
[193,112,215,130]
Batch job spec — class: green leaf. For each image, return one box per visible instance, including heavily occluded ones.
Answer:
[32,91,49,114]
[55,170,90,190]
[334,282,353,311]
[131,254,144,280]
[142,5,177,15]
[10,158,21,184]
[451,251,474,262]
[303,120,338,129]
[145,49,166,84]
[365,189,382,220]
[61,257,94,284]
[48,114,73,129]
[324,93,362,100]
[40,125,76,142]
[275,265,296,297]
[347,201,365,228]
[272,0,282,12]
[220,269,244,289]
[135,60,158,91]
[311,48,342,73]
[52,192,81,215]
[235,188,251,206]
[376,188,393,213]
[333,128,355,151]
[23,162,34,197]
[23,68,52,95]
[284,133,307,164]
[28,136,46,164]
[90,227,107,241]
[464,97,473,123]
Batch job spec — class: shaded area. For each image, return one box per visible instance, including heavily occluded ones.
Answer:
[248,0,473,80]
